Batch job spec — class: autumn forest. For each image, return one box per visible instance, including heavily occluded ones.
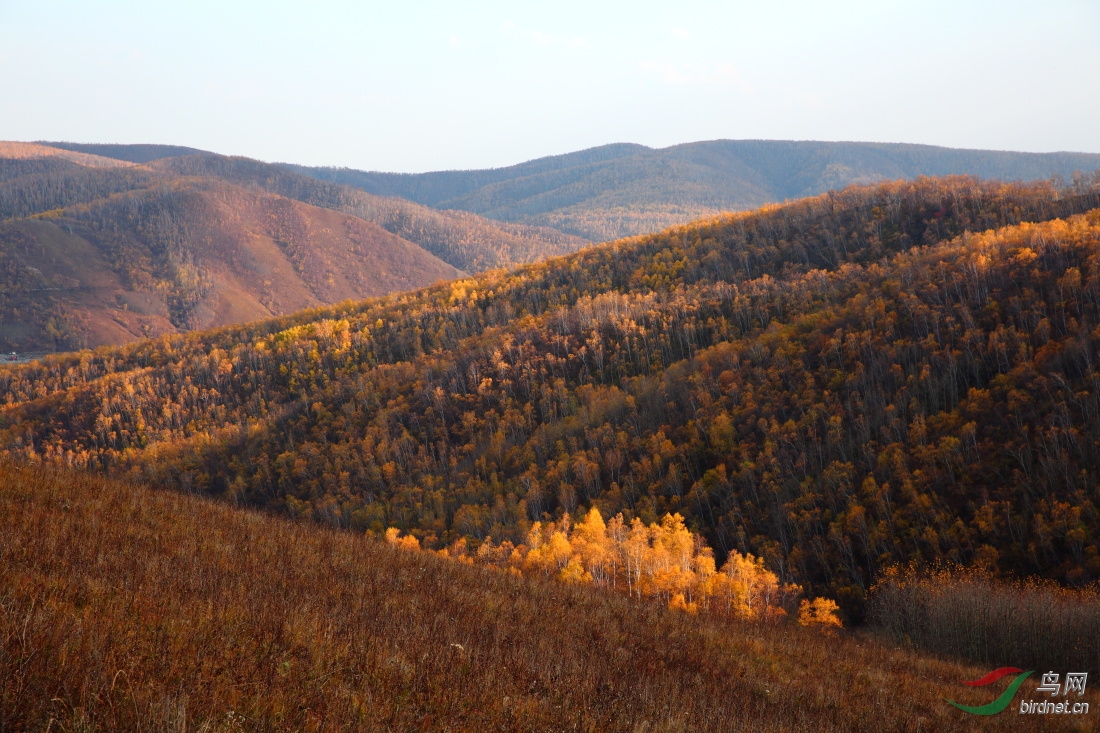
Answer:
[4,172,1100,622]
[5,126,1100,730]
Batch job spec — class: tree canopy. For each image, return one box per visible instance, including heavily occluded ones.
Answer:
[4,175,1100,616]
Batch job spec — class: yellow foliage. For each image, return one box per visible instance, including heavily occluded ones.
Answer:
[798,597,843,628]
[559,557,592,584]
[388,509,825,625]
[704,549,796,621]
[440,507,805,623]
[668,593,698,614]
[384,527,420,551]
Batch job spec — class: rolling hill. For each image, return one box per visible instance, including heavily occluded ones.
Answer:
[8,142,590,272]
[0,143,589,351]
[153,153,589,272]
[0,141,141,169]
[38,140,214,164]
[8,462,1089,732]
[4,175,1100,619]
[290,140,1100,241]
[0,179,461,351]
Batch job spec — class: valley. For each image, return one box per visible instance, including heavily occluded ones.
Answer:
[7,2,1099,729]
[0,142,586,351]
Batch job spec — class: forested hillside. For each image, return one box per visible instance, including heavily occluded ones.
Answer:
[0,143,588,351]
[155,154,589,272]
[295,140,1100,241]
[2,143,588,272]
[4,176,1100,617]
[0,179,461,351]
[0,141,139,169]
[284,142,651,208]
[39,141,213,164]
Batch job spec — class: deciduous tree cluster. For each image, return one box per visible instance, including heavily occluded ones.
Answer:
[387,507,833,623]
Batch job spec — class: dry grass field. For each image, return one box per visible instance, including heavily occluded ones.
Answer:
[2,463,1096,732]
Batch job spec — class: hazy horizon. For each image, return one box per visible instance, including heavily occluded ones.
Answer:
[20,137,1100,176]
[3,1,1098,173]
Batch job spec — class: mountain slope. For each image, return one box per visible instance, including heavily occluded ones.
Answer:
[0,179,460,350]
[6,462,1066,732]
[0,143,594,350]
[4,143,590,273]
[294,140,1100,241]
[0,162,160,222]
[284,142,650,205]
[0,141,142,169]
[156,154,589,272]
[4,176,1100,616]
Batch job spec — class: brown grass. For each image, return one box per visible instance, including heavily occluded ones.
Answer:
[2,463,1095,732]
[869,565,1100,674]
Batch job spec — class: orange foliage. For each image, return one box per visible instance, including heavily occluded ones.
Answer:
[388,507,803,620]
[798,597,844,629]
[384,525,420,551]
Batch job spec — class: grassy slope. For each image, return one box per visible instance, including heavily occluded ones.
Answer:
[294,140,1100,241]
[2,462,1091,732]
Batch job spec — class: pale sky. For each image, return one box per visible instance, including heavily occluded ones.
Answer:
[2,0,1098,172]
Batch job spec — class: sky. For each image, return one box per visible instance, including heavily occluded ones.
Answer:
[1,0,1098,172]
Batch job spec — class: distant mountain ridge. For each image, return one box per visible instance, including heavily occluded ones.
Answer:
[284,143,650,205]
[39,141,213,164]
[45,138,1100,243]
[9,138,1100,353]
[289,140,1100,241]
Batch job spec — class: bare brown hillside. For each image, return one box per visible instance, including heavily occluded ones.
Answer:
[0,180,460,351]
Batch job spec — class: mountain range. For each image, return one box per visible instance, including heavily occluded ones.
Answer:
[45,138,1100,243]
[5,138,1100,354]
[5,128,1100,732]
[288,139,1100,240]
